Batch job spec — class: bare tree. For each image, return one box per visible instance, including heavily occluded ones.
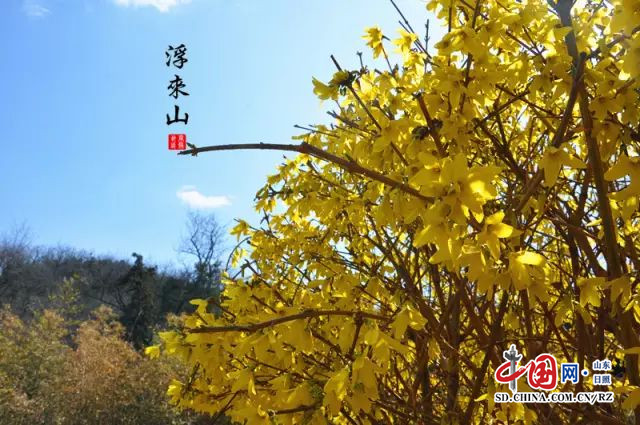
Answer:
[178,212,225,308]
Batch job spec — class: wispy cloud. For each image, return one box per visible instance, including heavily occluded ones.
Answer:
[23,1,50,18]
[113,0,191,12]
[176,186,231,209]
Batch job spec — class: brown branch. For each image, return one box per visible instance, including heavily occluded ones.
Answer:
[512,53,584,214]
[330,54,409,166]
[272,404,318,415]
[389,0,427,53]
[178,142,431,202]
[416,94,446,157]
[188,309,390,334]
[473,88,530,130]
[555,3,640,420]
[588,25,640,59]
[348,312,364,358]
[462,291,509,424]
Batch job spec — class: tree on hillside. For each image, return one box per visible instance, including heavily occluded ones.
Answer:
[155,0,640,423]
[119,253,158,350]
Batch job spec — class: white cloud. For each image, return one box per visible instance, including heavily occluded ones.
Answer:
[176,186,231,209]
[113,0,191,12]
[23,1,50,17]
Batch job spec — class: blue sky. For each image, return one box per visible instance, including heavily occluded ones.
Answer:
[0,0,439,266]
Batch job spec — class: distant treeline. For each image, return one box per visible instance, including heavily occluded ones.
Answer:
[0,213,224,348]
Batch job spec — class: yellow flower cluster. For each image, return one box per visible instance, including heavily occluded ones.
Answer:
[156,0,640,423]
